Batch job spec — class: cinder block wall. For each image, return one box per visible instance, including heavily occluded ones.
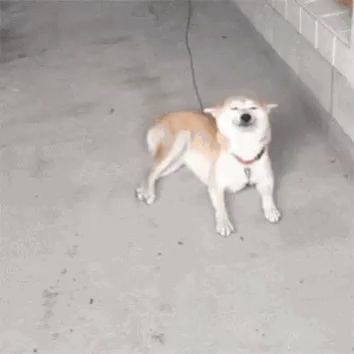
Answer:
[233,0,354,165]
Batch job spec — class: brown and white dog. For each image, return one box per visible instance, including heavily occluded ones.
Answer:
[136,96,281,236]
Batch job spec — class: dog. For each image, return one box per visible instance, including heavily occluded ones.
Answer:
[136,96,281,236]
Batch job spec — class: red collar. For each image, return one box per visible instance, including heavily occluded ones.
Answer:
[232,147,266,165]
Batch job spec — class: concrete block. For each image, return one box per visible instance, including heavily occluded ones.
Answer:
[298,40,332,111]
[273,0,287,17]
[317,21,335,63]
[287,0,301,30]
[322,12,351,32]
[235,0,274,44]
[322,13,352,43]
[251,2,274,43]
[332,69,354,141]
[306,0,349,16]
[334,39,354,88]
[301,8,316,45]
[272,11,301,74]
[234,0,258,19]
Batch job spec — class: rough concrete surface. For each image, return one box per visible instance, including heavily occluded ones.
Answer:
[0,1,353,353]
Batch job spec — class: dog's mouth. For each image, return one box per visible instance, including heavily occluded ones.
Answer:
[238,119,256,128]
[238,121,253,127]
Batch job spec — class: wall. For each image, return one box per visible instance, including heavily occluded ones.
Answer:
[233,0,354,166]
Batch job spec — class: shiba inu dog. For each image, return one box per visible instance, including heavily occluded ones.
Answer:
[136,96,280,236]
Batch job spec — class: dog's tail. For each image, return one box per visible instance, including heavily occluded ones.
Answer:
[146,125,166,159]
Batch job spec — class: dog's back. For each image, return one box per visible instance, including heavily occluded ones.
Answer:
[148,111,221,162]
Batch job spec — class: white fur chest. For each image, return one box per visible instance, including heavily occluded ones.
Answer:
[214,150,271,192]
[214,153,250,192]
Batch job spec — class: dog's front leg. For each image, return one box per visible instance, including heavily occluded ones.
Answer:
[256,177,281,223]
[208,184,234,237]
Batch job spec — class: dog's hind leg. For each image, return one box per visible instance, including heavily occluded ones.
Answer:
[136,130,190,204]
[159,154,185,177]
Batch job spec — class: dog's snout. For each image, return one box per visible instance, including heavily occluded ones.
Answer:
[240,113,252,123]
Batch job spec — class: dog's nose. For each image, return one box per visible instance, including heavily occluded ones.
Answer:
[240,113,252,123]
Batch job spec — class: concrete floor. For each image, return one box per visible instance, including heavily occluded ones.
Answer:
[0,1,353,353]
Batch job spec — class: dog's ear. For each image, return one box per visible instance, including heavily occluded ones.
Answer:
[264,103,278,113]
[203,105,222,118]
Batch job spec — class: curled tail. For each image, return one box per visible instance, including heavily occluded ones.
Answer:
[146,125,166,159]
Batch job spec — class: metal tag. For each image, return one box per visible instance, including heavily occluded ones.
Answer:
[244,167,251,183]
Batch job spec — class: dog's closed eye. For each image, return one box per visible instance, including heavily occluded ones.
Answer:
[231,107,239,111]
[250,107,258,110]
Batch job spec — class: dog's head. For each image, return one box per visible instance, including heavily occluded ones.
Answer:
[204,96,278,140]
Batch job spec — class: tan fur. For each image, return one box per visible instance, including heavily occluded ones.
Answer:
[152,111,221,162]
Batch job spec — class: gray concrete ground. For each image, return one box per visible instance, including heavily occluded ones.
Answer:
[0,1,353,353]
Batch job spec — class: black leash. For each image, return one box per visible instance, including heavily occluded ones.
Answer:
[184,0,204,112]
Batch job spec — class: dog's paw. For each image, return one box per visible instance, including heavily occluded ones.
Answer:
[264,207,281,223]
[135,185,156,205]
[216,218,234,237]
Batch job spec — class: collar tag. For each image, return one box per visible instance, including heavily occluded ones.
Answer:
[244,167,251,182]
